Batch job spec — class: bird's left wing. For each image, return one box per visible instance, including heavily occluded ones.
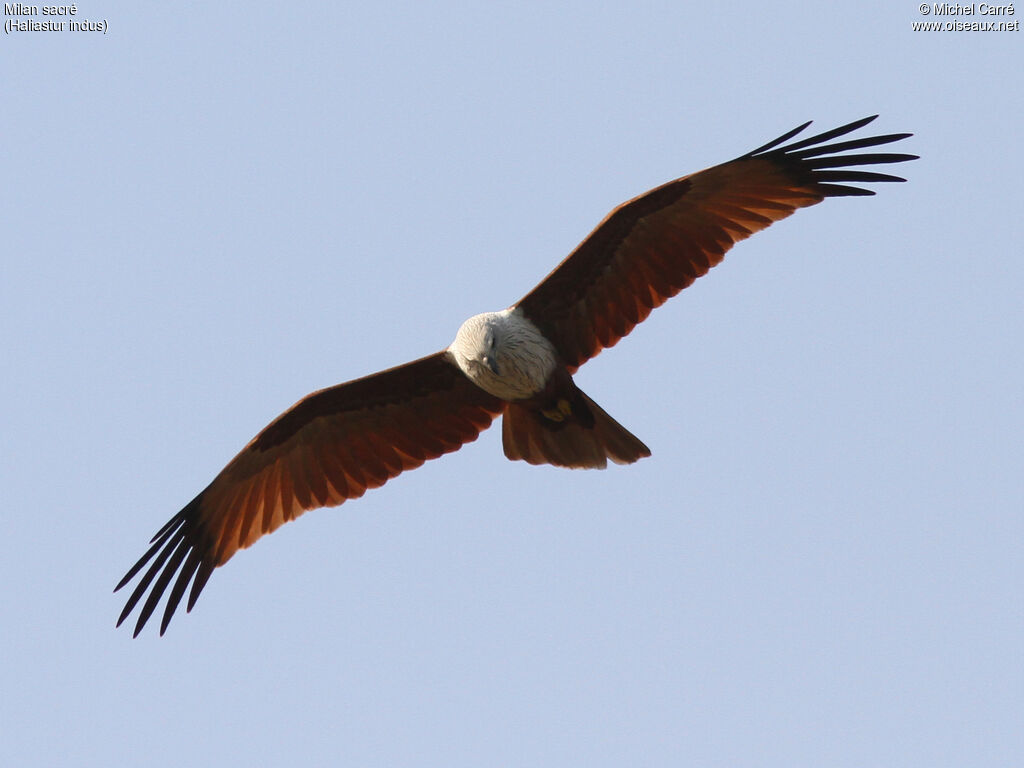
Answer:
[514,115,917,371]
[115,350,503,636]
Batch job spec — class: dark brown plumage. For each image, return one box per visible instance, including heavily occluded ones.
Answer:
[515,115,915,371]
[116,353,503,636]
[116,115,915,636]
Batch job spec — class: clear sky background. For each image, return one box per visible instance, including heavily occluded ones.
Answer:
[3,2,1021,766]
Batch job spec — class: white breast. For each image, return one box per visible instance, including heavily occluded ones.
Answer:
[448,308,558,400]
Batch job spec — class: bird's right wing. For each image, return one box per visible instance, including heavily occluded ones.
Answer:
[115,350,503,636]
[514,115,916,371]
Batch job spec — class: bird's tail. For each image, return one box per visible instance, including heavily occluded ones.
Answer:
[501,388,650,469]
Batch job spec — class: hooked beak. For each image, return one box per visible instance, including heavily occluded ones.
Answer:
[482,354,500,376]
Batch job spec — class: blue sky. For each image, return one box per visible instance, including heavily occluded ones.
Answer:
[3,2,1021,766]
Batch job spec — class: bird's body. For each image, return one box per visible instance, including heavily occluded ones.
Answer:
[449,308,652,469]
[117,115,917,636]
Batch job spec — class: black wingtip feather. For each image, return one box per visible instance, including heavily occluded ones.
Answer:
[763,115,880,155]
[187,561,217,614]
[114,513,186,593]
[115,492,212,637]
[791,133,914,160]
[817,184,876,197]
[745,120,814,156]
[187,560,216,613]
[116,528,184,630]
[746,115,916,197]
[805,152,919,169]
[160,550,204,635]
[813,170,909,184]
[135,537,192,637]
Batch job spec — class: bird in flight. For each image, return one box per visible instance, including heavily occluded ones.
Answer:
[116,115,916,636]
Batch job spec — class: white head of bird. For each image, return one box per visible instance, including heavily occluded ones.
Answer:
[448,309,557,401]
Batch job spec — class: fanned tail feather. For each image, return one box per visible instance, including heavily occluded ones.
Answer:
[502,390,650,469]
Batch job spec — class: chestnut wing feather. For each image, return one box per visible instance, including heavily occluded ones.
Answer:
[515,115,916,371]
[115,351,503,636]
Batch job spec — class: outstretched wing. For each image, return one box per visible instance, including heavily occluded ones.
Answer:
[514,115,917,371]
[115,351,503,637]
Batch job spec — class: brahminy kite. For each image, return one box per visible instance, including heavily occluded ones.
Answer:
[116,115,916,635]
